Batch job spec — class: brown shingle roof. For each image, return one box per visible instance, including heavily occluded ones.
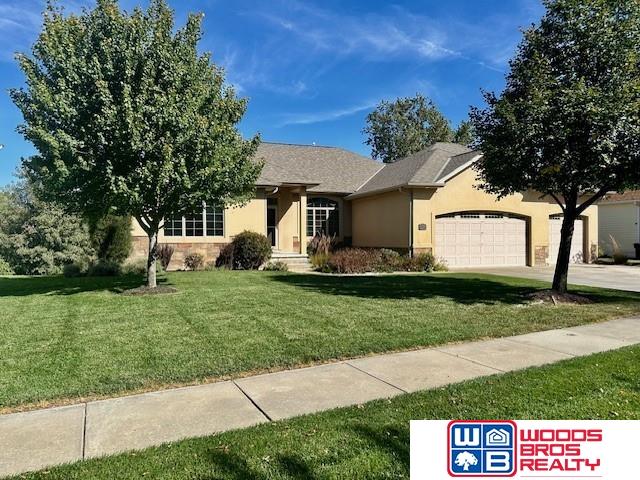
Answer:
[599,190,640,204]
[255,142,382,194]
[347,143,477,199]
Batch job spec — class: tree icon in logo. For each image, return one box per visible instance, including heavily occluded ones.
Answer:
[455,451,479,471]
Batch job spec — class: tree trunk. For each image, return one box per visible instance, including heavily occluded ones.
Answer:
[551,208,577,294]
[147,230,158,288]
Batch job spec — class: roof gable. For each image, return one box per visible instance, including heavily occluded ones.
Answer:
[347,143,479,199]
[255,142,382,194]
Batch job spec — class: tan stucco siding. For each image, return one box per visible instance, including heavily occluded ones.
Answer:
[411,168,598,265]
[599,203,639,257]
[351,190,410,249]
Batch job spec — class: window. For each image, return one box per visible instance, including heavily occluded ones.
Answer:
[307,197,339,237]
[163,204,224,237]
[206,207,224,236]
[185,213,204,237]
[164,215,183,236]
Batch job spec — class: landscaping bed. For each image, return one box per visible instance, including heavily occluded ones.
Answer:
[1,270,639,410]
[11,345,640,479]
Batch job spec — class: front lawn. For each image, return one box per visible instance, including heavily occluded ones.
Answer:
[1,270,639,410]
[12,345,640,479]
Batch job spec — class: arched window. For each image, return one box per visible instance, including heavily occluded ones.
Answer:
[307,197,339,237]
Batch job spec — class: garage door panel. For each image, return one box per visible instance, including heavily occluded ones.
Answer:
[436,214,527,268]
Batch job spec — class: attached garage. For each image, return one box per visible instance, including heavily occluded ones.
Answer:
[435,213,527,267]
[548,216,584,264]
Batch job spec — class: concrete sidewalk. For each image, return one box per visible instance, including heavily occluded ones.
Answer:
[1,316,639,478]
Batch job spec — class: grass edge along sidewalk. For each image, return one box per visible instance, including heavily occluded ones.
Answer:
[5,344,640,480]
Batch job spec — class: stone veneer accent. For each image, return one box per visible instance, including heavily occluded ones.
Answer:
[412,247,433,256]
[535,245,549,266]
[131,237,229,271]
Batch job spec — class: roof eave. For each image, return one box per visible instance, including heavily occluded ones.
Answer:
[346,183,443,200]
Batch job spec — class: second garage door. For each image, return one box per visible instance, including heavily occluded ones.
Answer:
[548,216,584,264]
[435,213,527,267]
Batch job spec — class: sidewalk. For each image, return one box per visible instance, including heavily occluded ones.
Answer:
[1,316,639,478]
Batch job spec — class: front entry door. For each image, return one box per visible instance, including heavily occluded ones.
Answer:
[267,203,277,248]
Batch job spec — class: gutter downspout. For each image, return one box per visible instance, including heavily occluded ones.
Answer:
[409,189,414,257]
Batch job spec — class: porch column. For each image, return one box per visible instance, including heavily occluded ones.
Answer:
[300,189,307,255]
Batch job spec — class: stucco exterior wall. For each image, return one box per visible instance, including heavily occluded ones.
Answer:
[351,190,410,249]
[411,168,598,265]
[598,203,639,257]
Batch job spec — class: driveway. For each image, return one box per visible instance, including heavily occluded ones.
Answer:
[455,264,640,293]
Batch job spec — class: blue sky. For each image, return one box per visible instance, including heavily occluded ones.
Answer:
[0,0,544,186]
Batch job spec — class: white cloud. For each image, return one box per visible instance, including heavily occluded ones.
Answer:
[277,101,376,127]
[258,4,460,62]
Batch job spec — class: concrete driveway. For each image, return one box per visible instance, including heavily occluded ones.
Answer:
[455,264,640,292]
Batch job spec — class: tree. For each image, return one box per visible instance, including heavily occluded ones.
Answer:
[0,180,94,275]
[471,0,640,293]
[11,0,261,288]
[363,94,473,163]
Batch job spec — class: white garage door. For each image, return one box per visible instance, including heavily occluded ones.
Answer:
[548,216,584,264]
[435,213,527,267]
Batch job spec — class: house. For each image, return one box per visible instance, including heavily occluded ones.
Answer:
[130,142,598,269]
[598,191,640,259]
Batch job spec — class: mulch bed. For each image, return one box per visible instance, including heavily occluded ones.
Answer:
[121,286,179,296]
[526,290,593,305]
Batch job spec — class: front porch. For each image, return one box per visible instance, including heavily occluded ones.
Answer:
[265,186,346,256]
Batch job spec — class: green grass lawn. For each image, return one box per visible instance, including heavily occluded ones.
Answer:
[1,270,639,410]
[12,346,640,480]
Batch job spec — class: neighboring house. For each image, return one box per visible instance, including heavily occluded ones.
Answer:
[130,142,598,269]
[598,190,640,258]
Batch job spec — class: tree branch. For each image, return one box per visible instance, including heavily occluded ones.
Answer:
[549,192,566,212]
[576,187,610,216]
[136,215,151,234]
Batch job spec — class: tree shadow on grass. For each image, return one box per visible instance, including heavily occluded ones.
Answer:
[270,272,640,306]
[0,274,169,297]
[198,422,409,479]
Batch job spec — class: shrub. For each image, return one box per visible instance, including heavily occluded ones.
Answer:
[215,243,234,269]
[204,261,218,271]
[0,257,14,275]
[310,252,331,272]
[307,233,337,256]
[184,252,205,271]
[263,261,289,272]
[610,235,628,265]
[87,260,122,277]
[90,215,132,264]
[327,248,380,274]
[232,231,272,270]
[216,231,271,270]
[157,244,175,270]
[122,259,164,276]
[63,262,85,278]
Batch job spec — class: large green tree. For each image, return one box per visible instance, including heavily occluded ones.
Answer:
[11,0,261,288]
[471,0,640,294]
[363,94,474,163]
[0,180,94,275]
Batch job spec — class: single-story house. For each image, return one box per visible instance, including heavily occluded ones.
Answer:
[598,190,640,259]
[130,142,598,269]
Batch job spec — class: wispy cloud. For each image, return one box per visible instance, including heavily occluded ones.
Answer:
[277,101,376,127]
[0,0,93,62]
[257,3,460,62]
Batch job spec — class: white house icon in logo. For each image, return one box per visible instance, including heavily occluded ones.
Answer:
[485,428,510,447]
